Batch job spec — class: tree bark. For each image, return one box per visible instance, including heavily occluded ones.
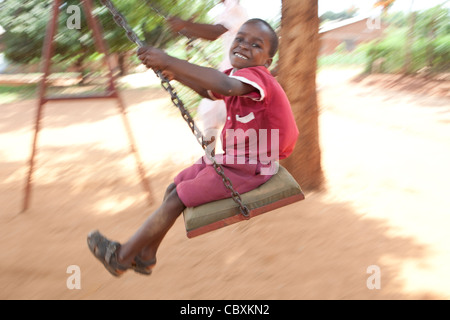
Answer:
[404,0,416,74]
[279,0,324,191]
[118,52,128,76]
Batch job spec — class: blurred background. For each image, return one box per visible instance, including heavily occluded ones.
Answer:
[0,0,449,300]
[0,0,448,104]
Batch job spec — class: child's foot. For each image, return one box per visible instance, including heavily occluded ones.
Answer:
[131,256,157,275]
[87,230,130,277]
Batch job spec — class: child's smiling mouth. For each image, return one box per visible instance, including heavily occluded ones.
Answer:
[234,52,249,60]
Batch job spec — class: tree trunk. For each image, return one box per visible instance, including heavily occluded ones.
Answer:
[118,52,128,77]
[426,10,438,70]
[404,0,416,74]
[74,55,86,85]
[278,0,324,191]
[74,45,89,84]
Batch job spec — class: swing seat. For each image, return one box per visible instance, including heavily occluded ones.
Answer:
[183,165,305,238]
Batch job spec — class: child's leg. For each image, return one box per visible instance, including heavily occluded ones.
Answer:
[135,183,177,263]
[163,183,177,201]
[117,185,186,266]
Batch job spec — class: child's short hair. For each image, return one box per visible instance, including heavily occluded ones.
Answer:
[245,18,279,58]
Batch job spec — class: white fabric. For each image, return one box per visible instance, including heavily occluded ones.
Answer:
[229,75,265,101]
[215,0,249,70]
[197,0,248,150]
[236,112,255,124]
[197,99,227,152]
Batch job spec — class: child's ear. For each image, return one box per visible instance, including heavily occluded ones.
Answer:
[264,58,273,68]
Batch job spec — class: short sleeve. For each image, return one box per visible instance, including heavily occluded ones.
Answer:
[208,67,268,101]
[229,68,266,101]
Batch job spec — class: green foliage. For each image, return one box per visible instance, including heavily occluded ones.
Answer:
[0,84,37,103]
[319,8,358,24]
[0,0,215,69]
[318,47,367,68]
[433,33,450,70]
[0,0,51,64]
[363,4,450,73]
[363,27,407,73]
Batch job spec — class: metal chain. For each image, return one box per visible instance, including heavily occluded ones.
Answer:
[142,0,169,20]
[142,0,217,68]
[99,0,250,217]
[100,0,145,47]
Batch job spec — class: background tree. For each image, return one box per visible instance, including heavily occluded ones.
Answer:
[374,0,396,14]
[278,0,324,191]
[319,8,358,24]
[0,0,213,76]
[364,3,449,74]
[0,0,52,64]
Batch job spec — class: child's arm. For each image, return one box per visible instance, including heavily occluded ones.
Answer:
[162,70,212,99]
[167,17,227,41]
[138,46,255,98]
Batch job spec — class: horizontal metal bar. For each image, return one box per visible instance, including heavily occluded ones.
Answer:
[43,92,118,102]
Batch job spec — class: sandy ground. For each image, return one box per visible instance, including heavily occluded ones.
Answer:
[0,68,449,300]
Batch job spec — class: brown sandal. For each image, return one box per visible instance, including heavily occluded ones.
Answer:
[132,256,157,275]
[87,230,129,277]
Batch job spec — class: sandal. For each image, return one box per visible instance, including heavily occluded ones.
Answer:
[87,230,129,277]
[132,256,157,275]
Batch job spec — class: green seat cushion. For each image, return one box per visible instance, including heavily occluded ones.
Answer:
[183,165,305,238]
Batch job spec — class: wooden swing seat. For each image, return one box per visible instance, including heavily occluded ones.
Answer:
[183,165,305,238]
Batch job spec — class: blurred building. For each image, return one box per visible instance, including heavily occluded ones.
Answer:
[319,15,388,55]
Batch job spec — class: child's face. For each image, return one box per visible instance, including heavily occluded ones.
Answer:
[229,21,273,70]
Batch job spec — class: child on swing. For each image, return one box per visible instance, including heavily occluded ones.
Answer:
[87,18,299,277]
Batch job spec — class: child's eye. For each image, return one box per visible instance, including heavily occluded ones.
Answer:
[252,43,261,48]
[235,37,243,42]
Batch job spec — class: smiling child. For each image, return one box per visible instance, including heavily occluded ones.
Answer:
[87,19,299,277]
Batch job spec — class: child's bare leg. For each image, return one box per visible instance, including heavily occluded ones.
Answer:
[135,183,177,260]
[134,183,178,262]
[117,186,185,265]
[163,183,177,201]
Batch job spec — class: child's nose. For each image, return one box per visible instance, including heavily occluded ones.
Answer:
[238,40,250,50]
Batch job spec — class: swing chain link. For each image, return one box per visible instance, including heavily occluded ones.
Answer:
[142,0,217,68]
[100,0,250,218]
[100,0,145,47]
[159,76,250,218]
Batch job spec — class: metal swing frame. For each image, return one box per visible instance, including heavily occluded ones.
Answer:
[22,0,153,212]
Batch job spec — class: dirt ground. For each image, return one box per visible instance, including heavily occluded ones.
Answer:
[0,68,449,300]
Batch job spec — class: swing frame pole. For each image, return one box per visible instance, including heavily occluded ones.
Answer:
[22,0,153,212]
[22,0,61,213]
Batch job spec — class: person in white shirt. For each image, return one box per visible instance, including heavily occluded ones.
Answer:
[167,0,248,152]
